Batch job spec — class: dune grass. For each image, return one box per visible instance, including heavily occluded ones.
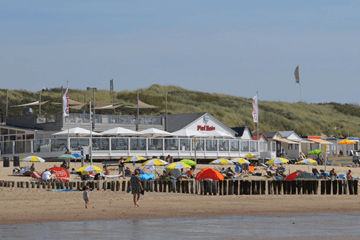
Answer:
[0,85,359,137]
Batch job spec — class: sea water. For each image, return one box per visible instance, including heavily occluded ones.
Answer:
[0,213,359,239]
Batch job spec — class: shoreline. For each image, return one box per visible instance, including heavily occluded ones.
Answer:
[1,188,360,225]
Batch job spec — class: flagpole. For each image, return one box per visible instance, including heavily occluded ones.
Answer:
[90,100,93,165]
[299,82,303,102]
[194,138,197,165]
[67,81,70,152]
[256,91,259,141]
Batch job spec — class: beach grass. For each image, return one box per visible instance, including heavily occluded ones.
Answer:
[0,84,359,137]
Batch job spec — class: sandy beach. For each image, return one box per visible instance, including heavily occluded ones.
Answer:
[1,161,360,225]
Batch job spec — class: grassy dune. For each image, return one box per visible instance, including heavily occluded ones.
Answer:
[0,85,359,137]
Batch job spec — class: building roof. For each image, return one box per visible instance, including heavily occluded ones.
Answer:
[166,113,206,132]
[261,132,278,139]
[231,126,253,138]
[252,134,268,141]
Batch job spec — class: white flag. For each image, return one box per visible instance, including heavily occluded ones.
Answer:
[63,88,69,116]
[252,94,258,123]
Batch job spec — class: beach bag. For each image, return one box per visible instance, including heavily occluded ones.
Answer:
[141,189,144,195]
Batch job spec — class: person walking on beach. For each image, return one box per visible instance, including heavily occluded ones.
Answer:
[119,157,125,179]
[130,169,143,207]
[83,186,90,208]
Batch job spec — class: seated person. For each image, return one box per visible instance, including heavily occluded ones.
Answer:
[103,166,110,175]
[60,160,68,169]
[330,168,337,178]
[312,168,320,178]
[167,172,177,181]
[125,167,132,176]
[346,170,353,180]
[158,170,168,180]
[275,168,286,178]
[30,163,35,173]
[186,167,196,178]
[42,169,58,181]
[180,168,189,179]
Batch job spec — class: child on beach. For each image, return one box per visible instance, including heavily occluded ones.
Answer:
[83,186,90,208]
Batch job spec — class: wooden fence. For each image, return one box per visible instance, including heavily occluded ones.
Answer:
[0,179,358,196]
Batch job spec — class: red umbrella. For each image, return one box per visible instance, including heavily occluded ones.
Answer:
[284,171,304,181]
[49,167,71,182]
[195,168,224,181]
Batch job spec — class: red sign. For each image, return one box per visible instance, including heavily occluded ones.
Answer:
[197,125,215,131]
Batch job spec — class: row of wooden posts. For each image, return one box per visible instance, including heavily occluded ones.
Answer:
[0,179,358,195]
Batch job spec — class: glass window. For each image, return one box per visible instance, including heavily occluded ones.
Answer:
[250,141,258,152]
[148,139,163,151]
[206,140,217,151]
[272,142,276,151]
[51,139,67,152]
[192,139,204,151]
[219,140,229,151]
[70,138,89,151]
[288,144,293,150]
[165,139,178,151]
[15,141,25,154]
[111,138,129,150]
[92,138,109,151]
[180,139,190,151]
[130,138,146,150]
[295,144,299,150]
[241,141,249,152]
[230,140,239,151]
[4,141,13,154]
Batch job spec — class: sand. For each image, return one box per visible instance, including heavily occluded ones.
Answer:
[1,161,360,225]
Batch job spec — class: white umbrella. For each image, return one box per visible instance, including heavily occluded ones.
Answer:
[201,130,234,138]
[231,158,250,164]
[20,156,45,162]
[138,128,174,137]
[52,127,101,136]
[171,129,206,137]
[100,127,142,136]
[141,159,168,166]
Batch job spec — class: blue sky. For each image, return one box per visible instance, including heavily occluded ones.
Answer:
[0,0,359,103]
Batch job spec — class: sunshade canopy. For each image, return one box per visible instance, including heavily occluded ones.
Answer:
[59,154,75,159]
[338,139,356,145]
[307,149,323,155]
[100,127,142,136]
[180,159,196,166]
[11,100,48,107]
[76,165,102,174]
[125,156,145,163]
[245,153,256,159]
[141,159,168,166]
[231,158,250,164]
[285,171,317,181]
[53,127,101,136]
[20,156,45,162]
[297,158,317,166]
[195,168,224,181]
[49,167,71,182]
[210,158,233,165]
[138,128,173,137]
[267,157,289,165]
[166,162,191,170]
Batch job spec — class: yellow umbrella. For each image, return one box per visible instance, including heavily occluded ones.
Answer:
[338,139,356,145]
[266,157,289,165]
[297,158,317,166]
[124,156,145,163]
[166,162,191,169]
[141,159,168,166]
[210,158,233,164]
[75,165,103,174]
[245,153,256,158]
[231,158,250,164]
[20,156,45,162]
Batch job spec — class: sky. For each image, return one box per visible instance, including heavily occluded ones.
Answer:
[0,0,359,104]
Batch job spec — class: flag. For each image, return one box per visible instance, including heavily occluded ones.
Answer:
[252,94,258,123]
[194,138,198,144]
[294,65,300,83]
[63,88,69,116]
